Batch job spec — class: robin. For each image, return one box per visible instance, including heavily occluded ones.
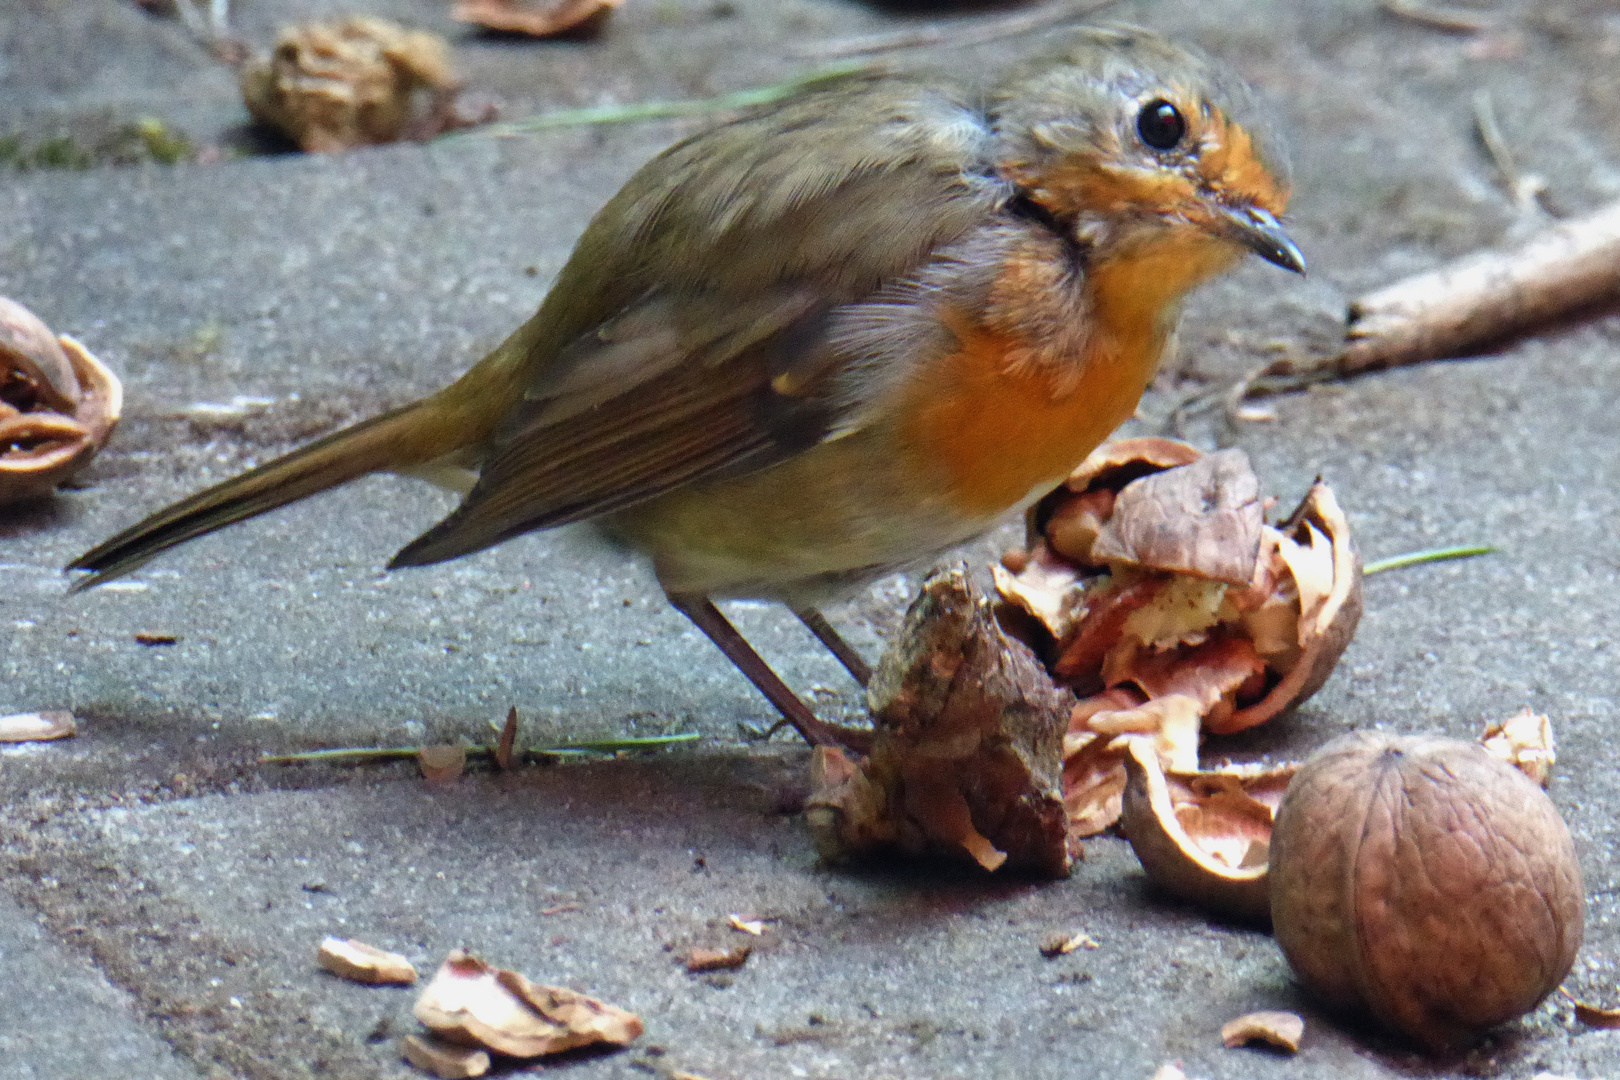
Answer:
[68,26,1302,750]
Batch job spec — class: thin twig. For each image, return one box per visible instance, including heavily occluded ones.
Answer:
[260,732,700,765]
[795,0,1117,60]
[1378,0,1498,33]
[1472,89,1549,215]
[1362,544,1495,576]
[456,64,868,140]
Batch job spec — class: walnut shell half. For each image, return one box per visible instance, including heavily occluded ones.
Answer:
[0,305,122,506]
[1120,739,1294,922]
[1269,732,1583,1052]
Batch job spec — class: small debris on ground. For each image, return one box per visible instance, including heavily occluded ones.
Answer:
[685,945,751,973]
[1039,931,1099,957]
[317,936,418,985]
[134,630,179,646]
[1481,708,1555,786]
[452,0,621,37]
[418,744,466,784]
[727,914,766,936]
[0,710,76,743]
[1561,987,1620,1030]
[402,1032,491,1078]
[413,950,642,1059]
[1220,1009,1304,1052]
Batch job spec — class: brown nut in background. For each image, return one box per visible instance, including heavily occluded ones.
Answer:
[1269,731,1583,1052]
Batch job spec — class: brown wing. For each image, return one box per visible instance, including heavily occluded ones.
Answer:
[389,73,1004,568]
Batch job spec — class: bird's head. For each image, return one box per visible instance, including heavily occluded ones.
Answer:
[989,26,1303,282]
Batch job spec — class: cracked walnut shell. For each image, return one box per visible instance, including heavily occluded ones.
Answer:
[1269,732,1583,1052]
[0,298,122,506]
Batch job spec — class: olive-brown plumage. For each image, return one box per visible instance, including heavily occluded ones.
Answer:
[69,26,1301,746]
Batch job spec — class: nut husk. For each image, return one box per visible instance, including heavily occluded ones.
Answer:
[1269,732,1583,1052]
[807,566,1074,876]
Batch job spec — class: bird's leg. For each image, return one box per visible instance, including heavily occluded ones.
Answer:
[666,593,868,752]
[791,605,872,687]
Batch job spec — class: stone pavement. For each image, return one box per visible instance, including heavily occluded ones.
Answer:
[4,0,1620,1077]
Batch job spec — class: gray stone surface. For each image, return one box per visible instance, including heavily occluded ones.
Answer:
[0,890,201,1079]
[4,0,1620,1077]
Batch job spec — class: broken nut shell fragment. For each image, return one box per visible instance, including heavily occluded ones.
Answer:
[1120,739,1294,922]
[0,298,121,506]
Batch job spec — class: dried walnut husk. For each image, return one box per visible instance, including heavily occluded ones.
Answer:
[1269,732,1583,1052]
[240,18,462,152]
[806,566,1073,876]
[0,298,122,505]
[996,439,1360,839]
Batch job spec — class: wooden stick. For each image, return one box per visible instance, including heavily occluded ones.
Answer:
[1338,199,1620,375]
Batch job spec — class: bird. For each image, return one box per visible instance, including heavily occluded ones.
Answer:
[67,25,1303,751]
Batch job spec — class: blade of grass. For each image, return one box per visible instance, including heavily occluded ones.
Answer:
[260,731,700,765]
[452,63,869,141]
[1362,544,1494,577]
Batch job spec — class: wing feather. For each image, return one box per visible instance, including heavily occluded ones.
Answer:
[393,73,1006,567]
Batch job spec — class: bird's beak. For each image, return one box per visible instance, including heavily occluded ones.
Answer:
[1208,203,1306,274]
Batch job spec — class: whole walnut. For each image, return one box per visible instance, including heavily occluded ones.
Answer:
[1269,732,1583,1052]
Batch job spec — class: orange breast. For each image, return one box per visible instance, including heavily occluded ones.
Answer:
[895,310,1157,520]
[899,231,1240,520]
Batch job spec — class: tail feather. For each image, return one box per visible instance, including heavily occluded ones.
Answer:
[67,400,451,590]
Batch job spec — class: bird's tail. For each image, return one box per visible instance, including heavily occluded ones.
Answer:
[66,397,473,590]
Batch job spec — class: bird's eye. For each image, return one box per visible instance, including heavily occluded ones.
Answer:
[1136,99,1186,151]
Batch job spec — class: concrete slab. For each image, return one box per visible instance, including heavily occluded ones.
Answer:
[4,0,1620,1076]
[0,891,202,1080]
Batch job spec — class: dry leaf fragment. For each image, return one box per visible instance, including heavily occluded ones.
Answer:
[0,710,76,743]
[418,744,466,784]
[415,950,642,1058]
[727,915,766,936]
[452,0,621,37]
[239,18,460,152]
[1481,708,1555,787]
[1039,931,1099,957]
[685,945,751,973]
[134,630,179,646]
[402,1033,491,1078]
[806,567,1073,877]
[1220,1010,1304,1052]
[318,936,418,985]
